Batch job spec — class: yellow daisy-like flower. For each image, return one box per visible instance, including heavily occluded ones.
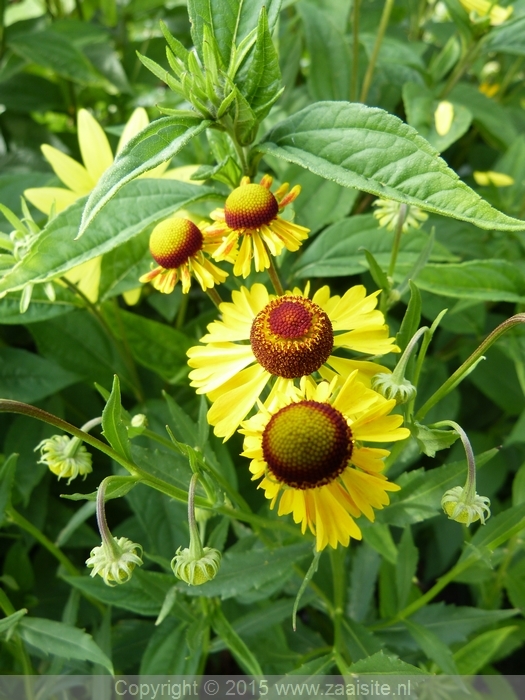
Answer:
[458,0,512,24]
[204,175,309,278]
[240,373,409,550]
[139,217,227,294]
[187,283,399,439]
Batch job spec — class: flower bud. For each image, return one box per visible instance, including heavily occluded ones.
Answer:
[372,372,417,404]
[86,537,143,587]
[128,413,148,438]
[171,546,221,586]
[441,485,491,526]
[36,435,92,484]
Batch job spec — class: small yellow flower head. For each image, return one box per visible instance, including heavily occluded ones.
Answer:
[36,435,92,484]
[372,372,417,404]
[205,175,309,278]
[86,537,143,586]
[139,217,227,294]
[171,546,221,585]
[458,0,512,25]
[373,199,428,233]
[441,485,491,526]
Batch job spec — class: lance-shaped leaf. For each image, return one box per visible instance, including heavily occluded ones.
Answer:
[0,179,217,295]
[257,101,525,231]
[102,375,132,462]
[78,117,210,235]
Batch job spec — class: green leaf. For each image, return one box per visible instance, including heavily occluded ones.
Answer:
[8,30,104,86]
[361,523,398,564]
[102,305,192,383]
[17,618,113,673]
[395,259,525,303]
[0,454,17,524]
[182,542,311,599]
[396,282,422,353]
[0,347,81,402]
[62,475,139,502]
[64,570,172,616]
[453,627,518,674]
[348,544,381,622]
[485,16,525,57]
[0,608,27,636]
[298,1,350,101]
[211,606,263,676]
[341,618,383,661]
[413,422,460,458]
[0,286,81,325]
[395,528,418,611]
[380,448,498,526]
[188,0,281,67]
[363,249,390,294]
[0,179,217,294]
[463,502,525,558]
[102,376,132,462]
[79,118,210,235]
[404,619,458,674]
[349,649,427,673]
[292,215,454,279]
[242,7,282,119]
[258,101,525,231]
[140,618,201,674]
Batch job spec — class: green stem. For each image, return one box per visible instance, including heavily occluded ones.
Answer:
[431,420,476,498]
[206,287,223,309]
[351,0,361,101]
[440,40,482,99]
[387,204,408,278]
[6,508,78,577]
[496,56,523,100]
[223,120,249,177]
[416,313,525,421]
[175,291,190,329]
[266,251,285,295]
[187,474,205,559]
[330,546,349,664]
[360,0,395,103]
[62,278,144,402]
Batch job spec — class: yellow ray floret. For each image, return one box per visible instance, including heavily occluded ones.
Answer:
[240,373,409,550]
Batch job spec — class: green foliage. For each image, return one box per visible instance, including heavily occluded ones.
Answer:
[1,0,525,679]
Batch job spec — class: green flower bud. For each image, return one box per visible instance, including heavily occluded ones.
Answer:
[372,372,417,404]
[171,546,221,586]
[36,435,92,484]
[86,537,143,587]
[441,485,491,526]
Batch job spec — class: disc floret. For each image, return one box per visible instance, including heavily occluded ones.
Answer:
[140,217,228,294]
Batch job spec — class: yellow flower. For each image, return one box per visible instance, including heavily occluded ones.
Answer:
[204,175,309,278]
[187,283,399,439]
[473,171,515,187]
[240,373,409,550]
[139,217,228,294]
[458,0,512,24]
[23,108,172,303]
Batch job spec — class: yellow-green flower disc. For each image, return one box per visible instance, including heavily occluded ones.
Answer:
[224,183,279,229]
[149,218,203,269]
[262,400,353,489]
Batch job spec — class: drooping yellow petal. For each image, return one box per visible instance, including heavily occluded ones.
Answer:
[41,145,94,195]
[435,101,454,136]
[77,109,114,184]
[23,187,78,215]
[64,256,102,303]
[117,107,149,154]
[123,287,142,305]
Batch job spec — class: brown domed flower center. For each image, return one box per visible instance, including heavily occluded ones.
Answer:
[224,184,279,230]
[149,218,203,269]
[250,296,333,378]
[262,401,353,489]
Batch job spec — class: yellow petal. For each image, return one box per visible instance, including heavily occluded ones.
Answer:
[23,187,78,215]
[64,256,102,303]
[123,287,142,305]
[434,101,454,136]
[41,145,94,195]
[77,109,114,183]
[117,107,149,154]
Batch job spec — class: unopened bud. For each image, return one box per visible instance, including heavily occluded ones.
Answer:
[171,547,221,586]
[86,537,143,586]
